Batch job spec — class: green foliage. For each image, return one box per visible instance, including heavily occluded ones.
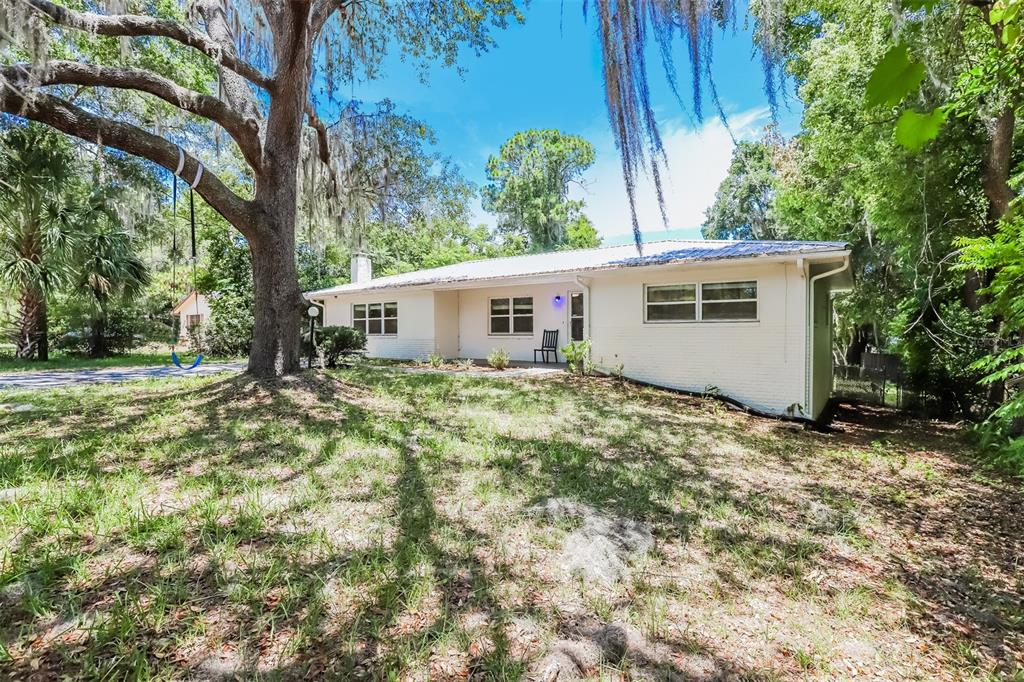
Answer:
[563,215,602,250]
[365,220,518,278]
[894,108,948,152]
[770,0,992,410]
[308,326,366,368]
[703,139,784,240]
[74,223,151,357]
[487,347,510,370]
[863,0,1024,150]
[893,300,991,416]
[52,297,156,356]
[296,243,346,292]
[483,129,597,252]
[427,352,446,368]
[560,339,594,376]
[197,221,254,357]
[0,124,155,359]
[865,43,925,108]
[958,213,1024,465]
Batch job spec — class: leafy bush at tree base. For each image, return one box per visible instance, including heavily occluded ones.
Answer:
[304,325,366,368]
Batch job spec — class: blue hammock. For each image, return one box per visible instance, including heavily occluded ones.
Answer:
[171,351,203,370]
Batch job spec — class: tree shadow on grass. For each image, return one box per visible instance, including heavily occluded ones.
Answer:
[7,371,1016,678]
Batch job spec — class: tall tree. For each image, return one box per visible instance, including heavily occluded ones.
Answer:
[0,123,79,360]
[483,128,596,252]
[0,0,518,376]
[703,139,783,240]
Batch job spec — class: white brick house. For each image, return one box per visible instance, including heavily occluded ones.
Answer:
[305,241,852,420]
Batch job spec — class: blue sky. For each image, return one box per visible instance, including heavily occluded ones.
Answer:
[350,0,799,244]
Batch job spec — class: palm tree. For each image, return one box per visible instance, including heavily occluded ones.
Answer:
[0,124,80,361]
[75,219,151,358]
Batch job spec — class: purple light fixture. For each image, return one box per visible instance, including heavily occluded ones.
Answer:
[553,294,564,308]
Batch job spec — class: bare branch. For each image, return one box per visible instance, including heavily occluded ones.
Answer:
[0,85,260,236]
[21,0,274,91]
[1,61,263,171]
[309,0,357,40]
[305,103,338,192]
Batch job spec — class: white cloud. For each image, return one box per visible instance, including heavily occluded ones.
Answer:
[469,107,770,241]
[576,107,770,239]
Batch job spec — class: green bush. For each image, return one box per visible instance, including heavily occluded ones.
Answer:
[203,293,253,356]
[487,347,510,370]
[51,297,162,356]
[561,339,593,376]
[427,352,445,368]
[306,325,366,368]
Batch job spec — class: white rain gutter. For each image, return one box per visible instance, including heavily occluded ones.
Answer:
[805,255,850,416]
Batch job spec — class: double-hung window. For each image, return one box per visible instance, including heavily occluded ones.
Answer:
[644,281,757,322]
[701,281,757,321]
[490,296,533,335]
[644,284,696,322]
[353,302,398,335]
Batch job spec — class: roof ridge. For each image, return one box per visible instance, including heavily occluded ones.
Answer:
[364,239,683,281]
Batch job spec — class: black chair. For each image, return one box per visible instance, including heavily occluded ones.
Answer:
[534,329,559,364]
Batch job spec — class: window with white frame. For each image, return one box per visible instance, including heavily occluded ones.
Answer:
[353,302,398,335]
[701,281,757,320]
[644,284,696,322]
[490,296,533,335]
[644,281,757,322]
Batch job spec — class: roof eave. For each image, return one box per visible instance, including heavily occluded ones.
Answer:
[303,247,853,297]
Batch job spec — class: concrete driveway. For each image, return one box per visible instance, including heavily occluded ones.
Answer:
[0,362,247,391]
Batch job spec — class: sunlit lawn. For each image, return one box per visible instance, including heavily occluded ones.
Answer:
[0,367,1021,680]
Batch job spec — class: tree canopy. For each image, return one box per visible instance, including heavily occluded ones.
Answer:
[483,128,597,252]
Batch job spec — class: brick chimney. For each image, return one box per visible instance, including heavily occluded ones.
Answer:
[351,252,372,284]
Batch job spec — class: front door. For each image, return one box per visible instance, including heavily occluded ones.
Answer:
[569,291,585,342]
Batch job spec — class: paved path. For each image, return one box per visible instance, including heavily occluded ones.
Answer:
[0,362,247,391]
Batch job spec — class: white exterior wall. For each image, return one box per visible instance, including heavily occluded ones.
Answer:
[456,281,576,362]
[174,292,211,340]
[320,289,436,360]
[312,259,839,419]
[587,261,810,417]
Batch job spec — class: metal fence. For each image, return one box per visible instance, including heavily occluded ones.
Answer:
[833,352,915,409]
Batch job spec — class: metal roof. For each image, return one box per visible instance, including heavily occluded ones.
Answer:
[305,239,849,297]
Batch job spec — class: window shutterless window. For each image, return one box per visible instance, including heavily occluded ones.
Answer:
[353,302,398,335]
[644,284,696,322]
[186,314,202,329]
[701,281,757,321]
[489,296,533,335]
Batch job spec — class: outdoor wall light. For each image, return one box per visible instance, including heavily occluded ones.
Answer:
[553,295,564,307]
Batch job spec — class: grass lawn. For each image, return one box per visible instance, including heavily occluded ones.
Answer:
[0,369,1021,680]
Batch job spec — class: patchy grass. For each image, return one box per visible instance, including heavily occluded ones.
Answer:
[0,369,1021,680]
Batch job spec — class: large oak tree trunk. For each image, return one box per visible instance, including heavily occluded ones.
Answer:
[244,4,311,378]
[248,229,302,376]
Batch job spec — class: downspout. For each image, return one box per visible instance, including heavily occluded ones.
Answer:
[805,255,850,416]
